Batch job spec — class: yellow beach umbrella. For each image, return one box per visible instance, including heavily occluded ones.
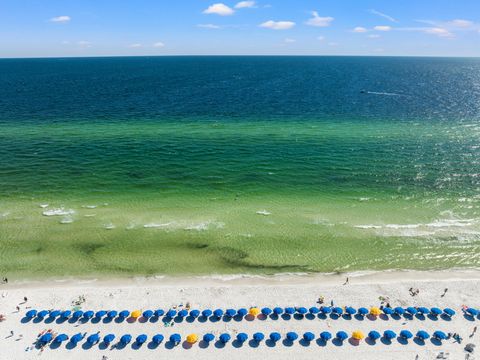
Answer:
[370,307,381,316]
[186,334,198,344]
[352,330,364,340]
[130,310,142,318]
[249,307,260,316]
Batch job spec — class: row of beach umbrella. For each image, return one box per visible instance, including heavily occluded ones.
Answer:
[25,306,458,322]
[38,329,451,348]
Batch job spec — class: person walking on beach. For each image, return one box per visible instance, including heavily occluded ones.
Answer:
[470,326,477,338]
[441,288,448,297]
[343,277,349,285]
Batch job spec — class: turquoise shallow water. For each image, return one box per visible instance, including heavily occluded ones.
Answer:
[0,56,480,277]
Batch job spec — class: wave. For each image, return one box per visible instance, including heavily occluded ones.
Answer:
[39,204,49,208]
[185,221,224,231]
[42,208,75,216]
[103,223,115,230]
[144,222,173,228]
[256,210,271,216]
[60,216,73,224]
[366,91,401,96]
[82,205,97,209]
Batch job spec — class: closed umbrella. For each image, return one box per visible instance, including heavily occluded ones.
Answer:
[309,307,320,314]
[320,331,332,341]
[303,332,315,342]
[236,333,248,343]
[166,309,177,318]
[358,307,369,316]
[186,334,198,344]
[61,310,71,318]
[261,307,272,316]
[285,307,295,315]
[190,309,200,318]
[87,334,100,345]
[213,309,224,318]
[286,332,298,341]
[226,309,236,318]
[142,310,153,319]
[433,331,447,340]
[269,332,281,342]
[202,309,212,318]
[152,334,164,344]
[26,310,37,318]
[394,307,405,315]
[103,334,115,344]
[249,307,260,316]
[54,334,68,343]
[336,331,348,341]
[443,308,455,317]
[237,308,248,317]
[39,333,53,343]
[219,333,231,343]
[253,332,265,342]
[368,331,381,340]
[120,334,132,345]
[416,331,430,340]
[178,309,188,317]
[136,334,147,345]
[154,309,164,317]
[400,330,413,339]
[107,310,118,319]
[119,310,130,318]
[203,333,215,343]
[169,333,181,345]
[352,331,365,340]
[383,330,396,340]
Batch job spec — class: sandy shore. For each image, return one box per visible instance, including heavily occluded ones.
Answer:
[1,270,479,360]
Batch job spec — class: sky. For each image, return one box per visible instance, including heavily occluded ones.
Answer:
[0,0,479,57]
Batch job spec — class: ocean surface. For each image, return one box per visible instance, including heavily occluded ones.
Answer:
[0,56,480,277]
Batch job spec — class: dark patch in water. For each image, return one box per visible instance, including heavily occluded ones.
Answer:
[73,242,106,256]
[185,243,209,250]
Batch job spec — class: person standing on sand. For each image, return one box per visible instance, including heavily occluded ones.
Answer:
[470,326,477,338]
[441,288,448,297]
[343,277,349,285]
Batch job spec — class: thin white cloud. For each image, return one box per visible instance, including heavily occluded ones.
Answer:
[284,38,295,43]
[447,19,474,28]
[235,1,256,9]
[369,9,398,23]
[374,25,392,31]
[317,36,326,41]
[129,43,142,48]
[368,34,381,38]
[197,24,221,29]
[77,41,91,47]
[424,27,454,38]
[153,42,165,48]
[352,27,368,33]
[306,11,334,27]
[203,3,235,16]
[259,20,295,30]
[50,15,70,23]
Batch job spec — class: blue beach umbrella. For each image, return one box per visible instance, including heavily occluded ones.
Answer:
[203,333,215,343]
[166,309,177,318]
[345,307,357,315]
[368,331,381,340]
[236,333,248,343]
[226,309,236,318]
[273,307,283,315]
[154,309,164,317]
[309,307,320,314]
[394,307,405,315]
[120,334,132,345]
[332,307,343,315]
[321,306,332,314]
[178,309,188,318]
[297,307,308,315]
[83,310,94,319]
[237,308,248,317]
[467,308,478,316]
[107,310,117,319]
[336,331,348,341]
[417,307,430,315]
[26,310,37,318]
[383,307,394,315]
[54,334,68,343]
[152,334,164,344]
[269,332,281,342]
[49,310,61,318]
[253,332,265,342]
[303,332,315,342]
[103,334,115,344]
[406,307,417,315]
[320,331,332,341]
[169,333,181,345]
[443,308,455,317]
[213,309,224,318]
[219,333,231,343]
[358,307,369,316]
[119,310,130,318]
[143,310,153,319]
[286,332,298,341]
[95,310,107,318]
[190,309,200,318]
[383,330,396,340]
[39,333,53,343]
[285,307,295,315]
[37,310,49,318]
[72,310,83,319]
[430,307,442,316]
[400,330,413,339]
[202,309,212,318]
[261,307,272,316]
[433,331,447,340]
[416,331,430,340]
[87,334,100,345]
[61,310,71,318]
[136,334,147,344]
[70,333,83,344]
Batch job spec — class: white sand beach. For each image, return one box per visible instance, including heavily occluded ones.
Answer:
[1,270,479,360]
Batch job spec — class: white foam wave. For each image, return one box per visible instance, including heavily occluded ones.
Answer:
[144,222,173,228]
[82,205,97,209]
[184,221,224,231]
[43,208,75,216]
[39,204,49,208]
[256,210,271,216]
[367,91,401,96]
[60,216,73,224]
[84,214,96,217]
[103,223,115,230]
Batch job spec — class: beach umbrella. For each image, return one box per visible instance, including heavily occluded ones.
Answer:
[186,334,198,344]
[297,307,308,315]
[143,310,153,319]
[400,330,413,339]
[406,307,417,315]
[285,307,295,315]
[203,333,215,343]
[70,333,83,344]
[368,331,381,340]
[120,334,132,345]
[269,332,281,342]
[345,307,357,315]
[119,310,130,318]
[130,310,141,318]
[303,332,315,342]
[358,307,369,316]
[166,309,177,318]
[219,333,231,343]
[321,306,332,314]
[226,309,236,318]
[213,309,224,318]
[49,310,61,318]
[87,333,100,345]
[309,307,320,314]
[430,307,442,316]
[237,308,248,317]
[273,307,283,315]
[443,308,455,317]
[370,307,381,316]
[202,309,212,318]
[26,310,37,318]
[178,309,188,318]
[103,334,115,344]
[39,333,53,343]
[54,334,68,343]
[383,330,396,340]
[383,307,394,315]
[416,331,430,340]
[249,307,260,317]
[107,310,118,318]
[37,310,49,318]
[169,333,181,345]
[190,309,200,318]
[95,310,107,318]
[352,331,365,340]
[152,334,164,344]
[332,307,343,315]
[83,311,94,319]
[154,309,164,317]
[336,331,348,341]
[61,310,71,318]
[253,332,265,342]
[136,334,147,345]
[467,308,479,316]
[261,307,272,316]
[320,331,332,341]
[417,307,430,315]
[286,332,298,341]
[394,307,405,315]
[433,331,447,340]
[236,333,248,343]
